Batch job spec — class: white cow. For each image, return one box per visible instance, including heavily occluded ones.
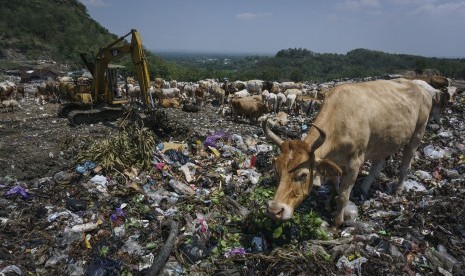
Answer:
[267,93,277,113]
[261,89,270,105]
[276,92,287,112]
[284,88,303,96]
[233,89,251,98]
[285,94,297,114]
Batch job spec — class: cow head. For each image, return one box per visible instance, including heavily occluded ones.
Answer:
[262,118,341,220]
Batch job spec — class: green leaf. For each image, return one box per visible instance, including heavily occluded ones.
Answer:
[273,226,283,238]
[100,246,109,256]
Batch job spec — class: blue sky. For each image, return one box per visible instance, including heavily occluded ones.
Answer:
[79,0,465,57]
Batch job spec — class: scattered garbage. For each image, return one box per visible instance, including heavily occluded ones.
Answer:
[89,175,108,186]
[343,200,359,222]
[336,255,367,275]
[1,79,465,275]
[76,160,96,174]
[403,179,427,192]
[168,179,195,196]
[163,149,191,166]
[204,130,229,148]
[5,185,30,199]
[65,198,87,212]
[423,144,446,159]
[0,265,23,275]
[224,247,247,258]
[85,257,121,276]
[251,236,268,252]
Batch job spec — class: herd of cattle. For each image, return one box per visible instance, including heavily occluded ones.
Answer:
[152,75,459,126]
[1,74,460,126]
[0,73,463,227]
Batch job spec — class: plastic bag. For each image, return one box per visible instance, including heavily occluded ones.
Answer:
[85,257,121,276]
[5,185,30,199]
[204,131,229,148]
[163,149,190,166]
[423,145,445,159]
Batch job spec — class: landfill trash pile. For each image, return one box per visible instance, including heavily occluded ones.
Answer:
[1,80,465,275]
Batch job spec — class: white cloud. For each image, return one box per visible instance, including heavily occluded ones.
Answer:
[336,0,381,11]
[389,0,437,5]
[79,0,108,7]
[236,12,272,20]
[412,1,465,16]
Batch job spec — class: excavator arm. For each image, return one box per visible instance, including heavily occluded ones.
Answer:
[59,29,154,125]
[92,29,152,107]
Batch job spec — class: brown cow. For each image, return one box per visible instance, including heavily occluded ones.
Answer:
[231,97,269,123]
[262,78,432,227]
[160,98,181,108]
[16,85,25,99]
[295,95,322,116]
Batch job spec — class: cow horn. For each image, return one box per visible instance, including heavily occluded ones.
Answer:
[262,117,283,146]
[309,124,326,151]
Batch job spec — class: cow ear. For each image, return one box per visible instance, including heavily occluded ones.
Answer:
[315,159,342,177]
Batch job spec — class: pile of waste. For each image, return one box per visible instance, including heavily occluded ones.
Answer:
[1,82,465,275]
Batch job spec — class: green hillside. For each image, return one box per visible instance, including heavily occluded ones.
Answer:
[0,0,175,79]
[160,48,465,82]
[0,0,120,65]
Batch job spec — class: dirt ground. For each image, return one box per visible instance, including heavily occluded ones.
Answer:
[1,87,465,275]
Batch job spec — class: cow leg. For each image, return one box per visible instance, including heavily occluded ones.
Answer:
[393,127,426,195]
[360,159,386,196]
[334,163,360,227]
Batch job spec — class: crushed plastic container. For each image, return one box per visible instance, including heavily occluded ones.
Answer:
[90,175,108,186]
[230,134,246,149]
[163,149,190,166]
[343,201,359,222]
[168,179,195,196]
[423,145,445,159]
[403,179,426,192]
[336,256,367,274]
[415,170,432,180]
[251,236,268,252]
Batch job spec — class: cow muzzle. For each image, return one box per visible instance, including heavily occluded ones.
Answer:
[266,200,292,220]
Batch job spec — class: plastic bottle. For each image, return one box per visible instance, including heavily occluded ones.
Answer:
[168,179,195,196]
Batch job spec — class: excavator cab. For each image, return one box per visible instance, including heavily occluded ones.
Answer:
[58,29,154,125]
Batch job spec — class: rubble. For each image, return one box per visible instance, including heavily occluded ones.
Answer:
[0,79,464,275]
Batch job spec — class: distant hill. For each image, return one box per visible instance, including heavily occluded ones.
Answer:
[248,48,465,81]
[160,48,465,81]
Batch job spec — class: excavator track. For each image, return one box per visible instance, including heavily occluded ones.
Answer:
[67,106,124,126]
[58,103,86,118]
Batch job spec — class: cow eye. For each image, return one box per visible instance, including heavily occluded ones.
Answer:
[295,170,309,182]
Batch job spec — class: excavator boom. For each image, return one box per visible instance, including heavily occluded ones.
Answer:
[59,29,154,125]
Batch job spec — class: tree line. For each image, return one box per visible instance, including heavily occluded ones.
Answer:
[151,48,465,82]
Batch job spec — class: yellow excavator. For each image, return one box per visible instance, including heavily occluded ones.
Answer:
[58,29,154,125]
